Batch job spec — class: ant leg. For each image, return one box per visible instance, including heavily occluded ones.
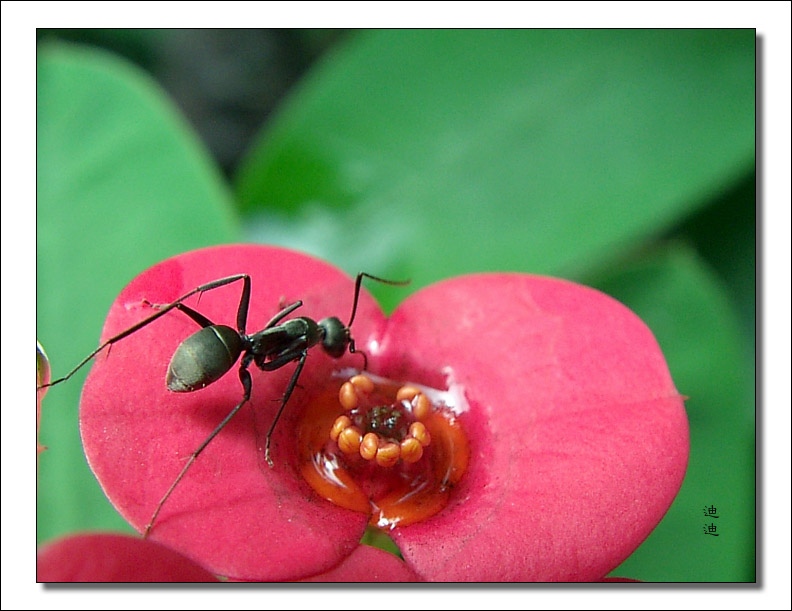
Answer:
[263,351,307,467]
[164,288,298,340]
[262,301,303,330]
[148,275,252,332]
[233,275,252,333]
[347,338,369,370]
[144,301,216,329]
[39,274,250,391]
[144,359,253,537]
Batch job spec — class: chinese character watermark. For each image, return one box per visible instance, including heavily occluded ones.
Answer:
[703,505,719,519]
[703,504,720,536]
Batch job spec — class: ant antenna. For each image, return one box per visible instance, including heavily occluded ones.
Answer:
[348,273,409,328]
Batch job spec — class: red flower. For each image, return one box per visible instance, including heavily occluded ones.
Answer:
[36,532,418,583]
[78,245,688,581]
[37,533,219,582]
[296,544,421,582]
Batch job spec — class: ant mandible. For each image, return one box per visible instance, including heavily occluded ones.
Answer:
[37,271,407,536]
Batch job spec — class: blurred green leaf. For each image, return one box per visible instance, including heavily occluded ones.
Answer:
[594,245,754,582]
[36,43,239,544]
[235,29,755,303]
[673,171,756,354]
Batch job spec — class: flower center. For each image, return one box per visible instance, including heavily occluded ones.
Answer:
[331,376,434,467]
[297,372,470,530]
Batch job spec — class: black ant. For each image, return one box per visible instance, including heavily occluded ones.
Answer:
[37,271,407,536]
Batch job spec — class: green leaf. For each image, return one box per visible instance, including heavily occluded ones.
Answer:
[673,171,756,356]
[235,29,755,300]
[592,245,754,582]
[36,43,239,544]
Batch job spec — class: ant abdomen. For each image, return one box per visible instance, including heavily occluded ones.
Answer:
[167,325,244,392]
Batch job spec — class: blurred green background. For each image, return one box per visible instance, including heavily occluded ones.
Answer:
[36,29,755,582]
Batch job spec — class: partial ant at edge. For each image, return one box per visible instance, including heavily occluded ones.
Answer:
[37,271,408,536]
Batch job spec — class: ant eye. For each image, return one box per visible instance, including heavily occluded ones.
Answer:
[319,317,349,358]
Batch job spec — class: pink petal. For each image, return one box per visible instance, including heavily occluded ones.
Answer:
[78,246,687,582]
[37,533,219,582]
[79,245,382,580]
[374,274,688,581]
[299,545,422,582]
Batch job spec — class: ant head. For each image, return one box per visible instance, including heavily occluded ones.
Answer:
[318,272,408,364]
[318,316,350,359]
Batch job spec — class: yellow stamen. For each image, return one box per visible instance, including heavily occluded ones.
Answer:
[409,421,431,446]
[375,442,401,468]
[338,381,359,410]
[396,386,421,402]
[338,426,363,455]
[330,415,352,442]
[349,374,375,394]
[412,393,432,421]
[400,437,424,463]
[360,432,379,461]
